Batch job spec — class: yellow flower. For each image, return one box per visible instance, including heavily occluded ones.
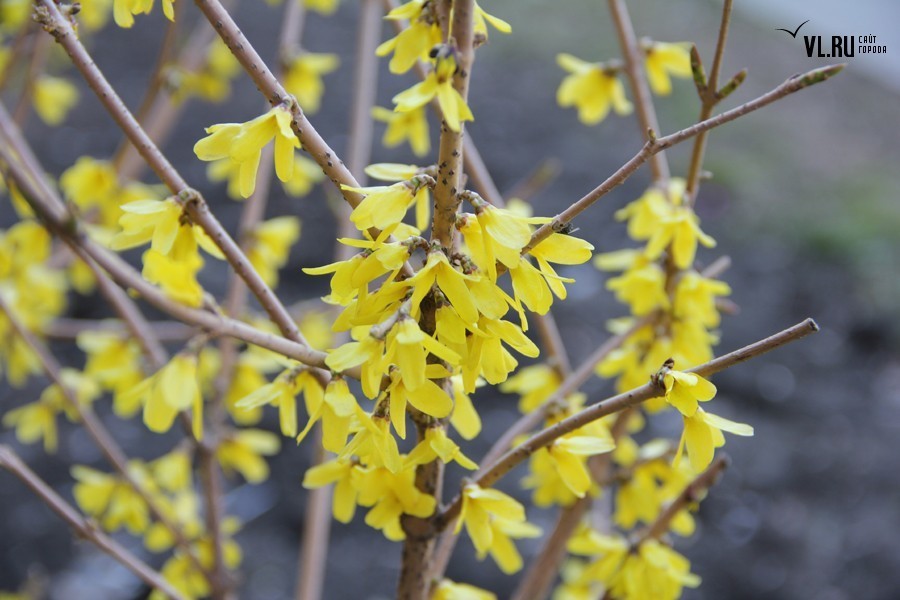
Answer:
[122,353,204,439]
[60,156,120,227]
[342,178,430,232]
[246,216,301,288]
[340,412,402,473]
[673,271,731,328]
[365,163,433,229]
[283,52,340,113]
[0,0,30,32]
[33,76,79,126]
[303,0,340,15]
[644,41,692,96]
[140,247,206,307]
[235,368,302,437]
[71,465,150,534]
[662,368,716,417]
[377,1,442,74]
[404,250,479,324]
[383,365,454,439]
[352,464,436,540]
[296,378,360,453]
[473,1,512,39]
[194,105,300,198]
[383,317,460,391]
[111,197,223,259]
[216,429,280,483]
[675,408,753,472]
[433,579,496,600]
[456,483,542,573]
[500,364,561,413]
[406,426,477,470]
[302,458,361,523]
[3,400,59,452]
[113,0,173,29]
[604,259,669,317]
[557,54,632,125]
[282,155,325,198]
[547,434,616,498]
[393,51,474,133]
[372,106,431,157]
[450,375,482,440]
[78,0,113,31]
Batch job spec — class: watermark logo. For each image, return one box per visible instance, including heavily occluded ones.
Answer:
[775,20,887,57]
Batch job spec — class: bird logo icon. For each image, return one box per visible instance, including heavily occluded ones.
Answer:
[776,20,810,39]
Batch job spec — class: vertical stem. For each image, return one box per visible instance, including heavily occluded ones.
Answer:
[295,436,333,600]
[12,33,50,125]
[607,0,669,183]
[430,0,476,249]
[685,0,733,200]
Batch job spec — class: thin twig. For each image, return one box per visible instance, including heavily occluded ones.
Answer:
[685,0,735,202]
[608,0,669,182]
[522,64,845,256]
[637,455,729,543]
[12,32,50,125]
[295,438,333,600]
[428,318,645,581]
[0,446,186,600]
[504,158,562,204]
[0,145,337,372]
[0,295,209,578]
[435,318,819,530]
[43,318,194,342]
[34,0,316,356]
[191,0,412,277]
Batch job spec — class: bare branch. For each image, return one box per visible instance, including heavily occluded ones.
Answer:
[0,445,186,600]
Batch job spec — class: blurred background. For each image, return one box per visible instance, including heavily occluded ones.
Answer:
[1,0,899,598]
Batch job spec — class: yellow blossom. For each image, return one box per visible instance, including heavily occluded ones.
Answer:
[246,216,301,288]
[500,364,561,413]
[644,41,692,96]
[343,177,430,232]
[377,1,442,74]
[121,353,204,439]
[194,105,300,198]
[557,54,632,125]
[236,368,302,437]
[456,483,542,573]
[393,51,473,132]
[352,464,435,540]
[303,0,340,15]
[383,365,454,439]
[547,434,616,498]
[33,76,79,126]
[303,457,361,523]
[372,106,431,157]
[673,271,731,328]
[113,0,173,29]
[217,429,280,483]
[284,52,340,113]
[433,579,496,600]
[675,408,753,472]
[71,464,150,534]
[296,378,360,453]
[406,426,477,470]
[404,250,480,324]
[662,368,716,417]
[282,155,324,198]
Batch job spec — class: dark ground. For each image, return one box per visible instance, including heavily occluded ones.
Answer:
[2,0,899,598]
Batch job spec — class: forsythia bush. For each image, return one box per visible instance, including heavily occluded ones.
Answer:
[0,0,837,599]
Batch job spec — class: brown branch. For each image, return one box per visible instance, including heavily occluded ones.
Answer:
[0,25,33,92]
[34,0,316,357]
[0,294,209,578]
[428,318,644,581]
[12,32,50,125]
[295,432,333,600]
[504,158,562,204]
[510,410,632,600]
[429,0,476,249]
[608,0,669,182]
[43,318,194,342]
[685,0,735,202]
[0,145,336,372]
[435,318,819,530]
[0,446,186,600]
[190,0,412,278]
[522,63,844,256]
